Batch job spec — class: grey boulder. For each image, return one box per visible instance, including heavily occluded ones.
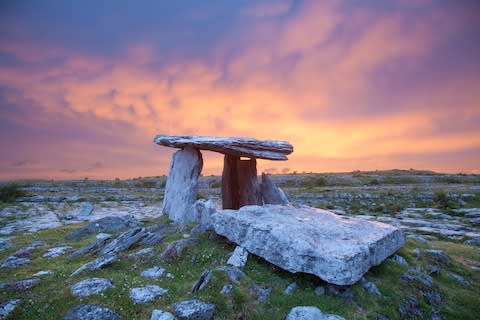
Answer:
[226,246,248,269]
[71,278,114,297]
[172,299,215,320]
[1,256,30,268]
[130,285,168,304]
[71,254,117,276]
[65,215,140,240]
[63,304,121,320]
[0,299,21,319]
[260,173,289,205]
[141,266,166,279]
[213,205,404,285]
[43,246,72,258]
[162,147,203,226]
[151,309,176,320]
[285,306,345,320]
[193,199,216,232]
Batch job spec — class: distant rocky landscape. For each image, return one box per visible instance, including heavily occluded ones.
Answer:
[1,170,479,319]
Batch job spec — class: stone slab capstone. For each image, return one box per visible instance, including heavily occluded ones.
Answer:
[213,205,405,285]
[154,135,293,160]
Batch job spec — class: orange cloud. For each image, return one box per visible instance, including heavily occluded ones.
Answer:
[1,0,479,179]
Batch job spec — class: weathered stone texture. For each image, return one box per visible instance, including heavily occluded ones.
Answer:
[162,147,203,225]
[260,173,289,205]
[213,205,404,285]
[154,135,293,160]
[222,155,261,209]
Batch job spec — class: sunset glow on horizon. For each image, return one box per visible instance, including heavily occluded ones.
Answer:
[1,1,480,180]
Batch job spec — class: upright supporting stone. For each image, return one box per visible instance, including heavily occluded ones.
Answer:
[222,155,261,209]
[162,147,203,225]
[260,173,290,205]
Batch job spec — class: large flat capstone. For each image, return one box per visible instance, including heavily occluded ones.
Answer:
[213,205,405,285]
[154,135,293,160]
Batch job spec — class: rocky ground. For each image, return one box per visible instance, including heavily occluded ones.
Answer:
[0,170,479,319]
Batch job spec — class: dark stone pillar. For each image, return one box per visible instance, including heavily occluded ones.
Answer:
[222,155,261,209]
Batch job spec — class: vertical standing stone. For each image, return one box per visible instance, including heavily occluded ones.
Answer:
[162,147,203,225]
[237,158,261,207]
[222,155,261,209]
[222,154,238,209]
[260,173,290,205]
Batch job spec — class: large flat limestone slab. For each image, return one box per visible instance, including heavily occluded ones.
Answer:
[153,135,293,160]
[213,205,405,285]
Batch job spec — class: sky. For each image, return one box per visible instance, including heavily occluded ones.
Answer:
[1,0,480,180]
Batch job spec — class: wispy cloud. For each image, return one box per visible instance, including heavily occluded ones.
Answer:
[0,0,479,179]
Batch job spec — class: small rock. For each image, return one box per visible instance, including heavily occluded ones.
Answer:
[0,237,14,252]
[43,246,72,258]
[32,270,53,277]
[1,256,30,268]
[398,296,423,318]
[414,248,422,257]
[13,247,34,257]
[193,199,216,232]
[449,273,470,286]
[128,247,153,258]
[151,309,176,320]
[360,277,381,296]
[30,240,45,248]
[283,282,298,295]
[463,236,480,246]
[6,279,39,291]
[226,246,248,269]
[408,235,430,246]
[285,306,345,320]
[172,299,215,320]
[96,233,112,240]
[63,304,121,320]
[391,254,408,266]
[166,273,175,279]
[71,254,117,276]
[424,249,450,267]
[0,299,20,319]
[79,203,94,217]
[141,266,166,279]
[161,238,198,263]
[250,284,272,302]
[216,266,247,282]
[65,215,140,240]
[71,278,114,297]
[68,238,108,259]
[314,286,325,296]
[220,284,233,295]
[401,268,433,288]
[99,227,148,256]
[423,288,442,305]
[260,173,290,205]
[130,285,168,304]
[431,308,442,320]
[191,269,212,293]
[375,313,390,320]
[326,284,354,301]
[68,237,111,259]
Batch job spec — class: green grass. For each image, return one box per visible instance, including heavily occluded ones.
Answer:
[2,221,479,320]
[0,184,27,203]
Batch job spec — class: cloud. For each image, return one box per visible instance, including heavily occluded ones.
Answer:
[0,0,479,179]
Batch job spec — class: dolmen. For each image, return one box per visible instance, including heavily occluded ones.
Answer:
[154,135,293,224]
[154,134,404,285]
